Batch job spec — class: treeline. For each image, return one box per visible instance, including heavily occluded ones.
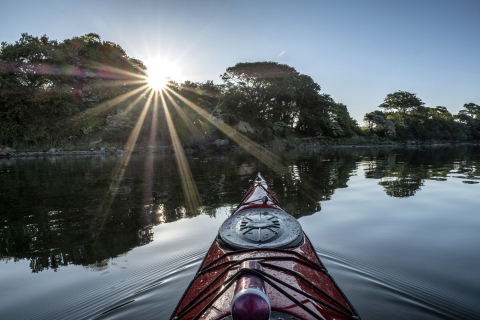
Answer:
[0,33,147,146]
[364,92,480,141]
[0,33,360,147]
[0,33,479,148]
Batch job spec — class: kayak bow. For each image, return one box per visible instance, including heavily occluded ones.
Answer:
[171,173,361,320]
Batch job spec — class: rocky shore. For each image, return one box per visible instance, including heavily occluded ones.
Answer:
[1,139,477,159]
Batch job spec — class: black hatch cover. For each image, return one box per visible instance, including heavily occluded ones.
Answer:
[218,208,303,250]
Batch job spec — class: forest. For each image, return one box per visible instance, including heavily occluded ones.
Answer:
[1,33,479,149]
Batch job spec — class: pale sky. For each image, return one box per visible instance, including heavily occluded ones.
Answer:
[1,0,479,123]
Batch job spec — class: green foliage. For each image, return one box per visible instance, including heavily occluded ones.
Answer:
[330,101,362,137]
[369,91,479,141]
[7,32,477,148]
[378,91,424,125]
[462,103,480,118]
[222,62,315,125]
[0,33,146,146]
[364,111,396,138]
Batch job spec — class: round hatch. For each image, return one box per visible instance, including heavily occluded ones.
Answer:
[218,208,303,250]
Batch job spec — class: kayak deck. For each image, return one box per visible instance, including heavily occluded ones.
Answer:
[171,173,360,320]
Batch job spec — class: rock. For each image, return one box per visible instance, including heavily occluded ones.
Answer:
[100,147,105,153]
[0,147,15,157]
[115,149,124,156]
[48,148,56,154]
[91,148,94,151]
[234,121,256,134]
[108,147,116,154]
[214,139,229,149]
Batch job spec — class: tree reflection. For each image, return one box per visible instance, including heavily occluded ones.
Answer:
[363,146,480,197]
[1,146,479,272]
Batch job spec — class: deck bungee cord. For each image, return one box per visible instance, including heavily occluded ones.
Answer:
[173,250,359,320]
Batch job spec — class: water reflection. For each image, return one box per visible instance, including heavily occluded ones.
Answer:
[0,146,479,273]
[363,146,480,197]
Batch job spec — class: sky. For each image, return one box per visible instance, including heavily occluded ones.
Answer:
[1,0,479,122]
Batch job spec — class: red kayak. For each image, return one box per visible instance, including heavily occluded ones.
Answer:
[170,173,361,320]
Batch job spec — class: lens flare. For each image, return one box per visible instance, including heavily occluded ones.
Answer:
[165,87,329,205]
[164,91,202,137]
[165,87,285,171]
[142,93,159,208]
[159,91,201,213]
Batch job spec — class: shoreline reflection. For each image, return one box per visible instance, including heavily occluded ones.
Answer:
[0,146,479,273]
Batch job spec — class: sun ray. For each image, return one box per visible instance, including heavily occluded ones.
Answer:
[93,88,154,247]
[2,59,147,80]
[83,59,147,80]
[165,88,332,205]
[142,93,159,208]
[112,89,155,188]
[87,79,148,88]
[165,87,285,171]
[173,84,195,93]
[124,87,151,114]
[160,90,201,213]
[74,84,150,121]
[105,89,154,210]
[164,90,202,137]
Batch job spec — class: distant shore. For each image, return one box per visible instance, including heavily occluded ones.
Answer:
[1,140,478,159]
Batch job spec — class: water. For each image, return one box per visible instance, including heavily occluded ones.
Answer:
[0,146,479,319]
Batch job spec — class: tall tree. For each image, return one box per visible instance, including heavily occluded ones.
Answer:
[462,103,480,118]
[378,91,424,125]
[221,61,321,127]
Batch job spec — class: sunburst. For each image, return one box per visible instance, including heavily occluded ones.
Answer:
[146,57,182,90]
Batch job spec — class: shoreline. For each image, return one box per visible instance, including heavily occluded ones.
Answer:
[1,141,478,159]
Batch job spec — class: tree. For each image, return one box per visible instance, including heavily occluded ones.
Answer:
[221,61,321,128]
[456,103,480,139]
[329,101,361,137]
[462,103,480,119]
[430,106,454,122]
[294,92,331,136]
[378,91,424,125]
[364,111,396,138]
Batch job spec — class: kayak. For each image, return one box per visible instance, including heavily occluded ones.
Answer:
[170,173,361,320]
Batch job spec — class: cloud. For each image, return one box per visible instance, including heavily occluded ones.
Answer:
[278,51,285,57]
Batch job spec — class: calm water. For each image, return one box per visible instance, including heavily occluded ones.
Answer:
[1,146,479,320]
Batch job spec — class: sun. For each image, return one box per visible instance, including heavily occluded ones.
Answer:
[148,75,167,90]
[146,57,183,90]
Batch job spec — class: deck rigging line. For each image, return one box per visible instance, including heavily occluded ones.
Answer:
[172,249,361,320]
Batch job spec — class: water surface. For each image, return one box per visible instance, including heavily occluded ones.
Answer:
[1,146,479,319]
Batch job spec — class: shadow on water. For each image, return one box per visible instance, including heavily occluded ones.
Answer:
[0,145,479,319]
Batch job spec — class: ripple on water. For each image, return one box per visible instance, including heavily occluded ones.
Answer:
[316,247,478,320]
[2,147,480,320]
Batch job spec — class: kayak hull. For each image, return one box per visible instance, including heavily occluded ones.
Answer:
[171,173,360,320]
